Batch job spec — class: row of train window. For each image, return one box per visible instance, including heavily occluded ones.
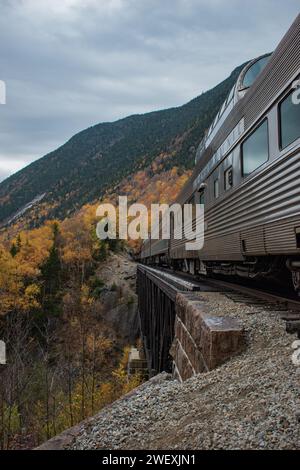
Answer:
[151,87,299,237]
[211,88,300,200]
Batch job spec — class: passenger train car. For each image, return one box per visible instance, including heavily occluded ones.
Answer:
[140,15,300,294]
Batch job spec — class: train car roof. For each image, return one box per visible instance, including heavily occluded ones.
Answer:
[175,14,300,206]
[195,53,271,165]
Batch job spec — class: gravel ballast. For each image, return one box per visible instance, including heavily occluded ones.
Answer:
[68,293,300,450]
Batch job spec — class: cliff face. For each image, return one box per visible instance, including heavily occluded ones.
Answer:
[94,252,139,344]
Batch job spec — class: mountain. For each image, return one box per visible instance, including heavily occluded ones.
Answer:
[0,63,246,227]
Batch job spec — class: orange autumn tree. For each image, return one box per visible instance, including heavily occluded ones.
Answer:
[60,204,102,281]
[13,221,57,280]
[0,220,62,316]
[0,243,40,314]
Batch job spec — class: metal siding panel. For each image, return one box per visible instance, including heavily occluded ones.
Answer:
[241,226,265,255]
[170,151,300,261]
[265,216,300,254]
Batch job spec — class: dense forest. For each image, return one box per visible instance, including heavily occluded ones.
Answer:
[0,207,142,449]
[0,139,194,448]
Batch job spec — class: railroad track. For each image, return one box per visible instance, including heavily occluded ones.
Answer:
[202,277,300,312]
[143,265,300,335]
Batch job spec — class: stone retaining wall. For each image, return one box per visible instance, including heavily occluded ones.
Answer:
[170,292,246,381]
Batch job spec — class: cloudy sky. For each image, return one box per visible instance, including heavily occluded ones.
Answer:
[0,0,299,181]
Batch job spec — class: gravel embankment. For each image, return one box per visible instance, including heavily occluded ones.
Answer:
[69,295,300,450]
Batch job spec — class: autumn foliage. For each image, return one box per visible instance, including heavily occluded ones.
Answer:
[0,154,190,449]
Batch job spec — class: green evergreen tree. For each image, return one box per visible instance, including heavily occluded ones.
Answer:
[16,234,22,252]
[10,234,22,257]
[10,242,18,258]
[40,223,61,316]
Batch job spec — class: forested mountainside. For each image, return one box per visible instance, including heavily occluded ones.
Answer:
[0,62,249,449]
[0,63,245,227]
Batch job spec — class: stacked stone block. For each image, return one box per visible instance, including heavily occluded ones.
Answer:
[170,292,245,381]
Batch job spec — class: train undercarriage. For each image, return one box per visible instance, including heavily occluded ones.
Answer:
[145,255,300,296]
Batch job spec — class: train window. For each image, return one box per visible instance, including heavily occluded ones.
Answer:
[214,179,219,198]
[279,89,300,149]
[224,152,233,168]
[219,100,226,117]
[226,85,235,105]
[242,55,270,89]
[199,191,205,206]
[241,120,269,177]
[224,167,233,190]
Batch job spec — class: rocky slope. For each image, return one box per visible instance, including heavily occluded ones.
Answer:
[95,252,139,344]
[64,296,300,450]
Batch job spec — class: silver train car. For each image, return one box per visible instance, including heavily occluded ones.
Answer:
[140,15,300,293]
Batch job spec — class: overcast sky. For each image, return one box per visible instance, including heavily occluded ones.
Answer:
[0,0,299,182]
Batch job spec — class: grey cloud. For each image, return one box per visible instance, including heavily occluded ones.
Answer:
[0,0,299,181]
